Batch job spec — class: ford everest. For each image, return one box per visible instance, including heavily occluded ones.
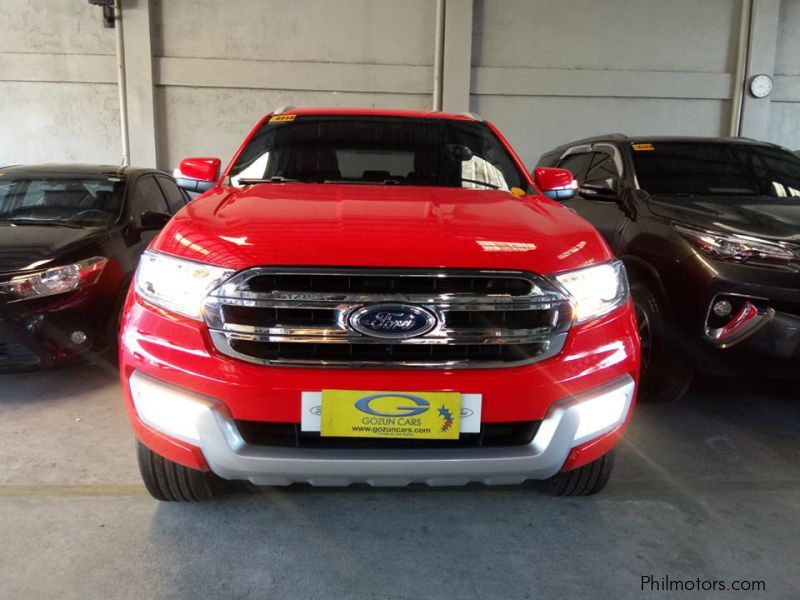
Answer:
[120,108,640,500]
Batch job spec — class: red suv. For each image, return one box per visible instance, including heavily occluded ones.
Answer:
[120,108,640,501]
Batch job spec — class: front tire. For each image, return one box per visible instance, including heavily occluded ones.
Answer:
[545,451,615,496]
[137,440,223,501]
[631,282,693,403]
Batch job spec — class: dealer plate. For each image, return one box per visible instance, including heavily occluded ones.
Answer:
[319,390,462,439]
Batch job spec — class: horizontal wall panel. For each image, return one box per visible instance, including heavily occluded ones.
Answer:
[0,1,114,56]
[0,52,116,84]
[767,102,800,149]
[472,0,740,73]
[773,77,800,103]
[472,67,733,100]
[0,81,120,165]
[153,0,435,66]
[155,57,432,95]
[775,0,800,75]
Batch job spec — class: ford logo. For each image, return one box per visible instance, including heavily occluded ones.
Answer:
[349,304,437,339]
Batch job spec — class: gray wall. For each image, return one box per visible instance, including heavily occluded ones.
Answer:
[1,0,799,171]
[471,0,741,164]
[0,1,120,165]
[152,0,436,168]
[768,0,800,148]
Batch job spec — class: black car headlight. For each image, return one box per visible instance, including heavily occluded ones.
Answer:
[0,257,107,301]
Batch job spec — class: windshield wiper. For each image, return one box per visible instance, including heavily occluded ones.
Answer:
[236,176,303,185]
[460,178,500,190]
[323,179,405,186]
[0,218,84,228]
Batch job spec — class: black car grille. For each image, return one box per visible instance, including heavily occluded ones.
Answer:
[0,325,41,370]
[235,420,542,449]
[204,267,572,368]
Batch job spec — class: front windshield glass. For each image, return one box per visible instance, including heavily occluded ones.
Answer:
[632,142,800,198]
[228,115,527,191]
[0,177,126,226]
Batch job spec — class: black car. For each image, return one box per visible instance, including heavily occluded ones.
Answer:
[0,164,189,371]
[538,136,800,402]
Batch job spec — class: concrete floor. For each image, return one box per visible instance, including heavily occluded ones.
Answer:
[0,364,798,599]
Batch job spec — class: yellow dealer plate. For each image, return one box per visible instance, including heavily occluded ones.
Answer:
[321,390,461,440]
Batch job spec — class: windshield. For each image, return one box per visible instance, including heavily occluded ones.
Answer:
[632,142,800,198]
[0,177,126,226]
[228,115,527,191]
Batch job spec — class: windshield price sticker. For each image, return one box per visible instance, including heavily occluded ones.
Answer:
[269,114,296,123]
[320,390,462,439]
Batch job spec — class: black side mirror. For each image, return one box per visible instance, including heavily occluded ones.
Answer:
[580,183,620,201]
[138,211,171,231]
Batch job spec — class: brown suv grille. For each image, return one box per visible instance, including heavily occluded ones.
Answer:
[204,267,571,368]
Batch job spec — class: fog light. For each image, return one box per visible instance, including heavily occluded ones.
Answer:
[129,371,213,444]
[712,299,733,318]
[571,378,635,447]
[70,330,88,345]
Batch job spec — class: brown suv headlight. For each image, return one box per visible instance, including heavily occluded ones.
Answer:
[676,225,795,263]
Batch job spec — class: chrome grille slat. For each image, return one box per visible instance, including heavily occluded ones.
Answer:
[204,267,571,368]
[212,328,559,345]
[206,294,557,310]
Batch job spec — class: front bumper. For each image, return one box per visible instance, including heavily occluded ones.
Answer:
[128,370,635,486]
[121,290,640,480]
[0,304,108,371]
[663,255,800,362]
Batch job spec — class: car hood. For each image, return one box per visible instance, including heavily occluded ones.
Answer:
[647,194,800,244]
[0,223,108,274]
[153,184,611,273]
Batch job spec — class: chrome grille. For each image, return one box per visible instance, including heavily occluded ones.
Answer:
[204,268,572,368]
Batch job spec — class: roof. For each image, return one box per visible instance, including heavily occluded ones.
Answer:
[626,135,776,146]
[275,107,481,121]
[542,134,784,157]
[0,164,163,179]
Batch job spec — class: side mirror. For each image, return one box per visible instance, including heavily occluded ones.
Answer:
[580,182,620,201]
[533,167,578,201]
[138,210,171,231]
[175,157,221,193]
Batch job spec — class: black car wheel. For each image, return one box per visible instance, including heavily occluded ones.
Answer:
[545,451,615,496]
[137,440,223,501]
[630,282,693,403]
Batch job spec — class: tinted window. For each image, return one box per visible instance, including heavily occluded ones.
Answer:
[584,151,621,190]
[0,177,126,225]
[130,176,169,216]
[632,142,800,198]
[556,153,592,184]
[156,176,187,214]
[229,115,527,191]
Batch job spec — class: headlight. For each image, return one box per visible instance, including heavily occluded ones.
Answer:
[135,251,234,320]
[553,260,628,323]
[676,225,795,263]
[0,257,107,301]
